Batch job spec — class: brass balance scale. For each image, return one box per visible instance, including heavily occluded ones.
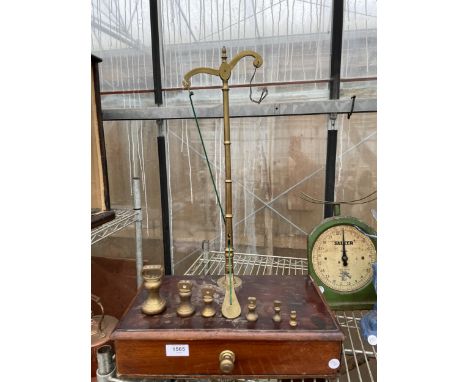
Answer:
[110,48,344,379]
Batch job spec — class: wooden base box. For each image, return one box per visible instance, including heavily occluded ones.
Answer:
[111,275,344,379]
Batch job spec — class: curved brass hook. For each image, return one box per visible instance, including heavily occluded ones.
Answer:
[228,50,263,71]
[183,67,220,89]
[182,48,263,89]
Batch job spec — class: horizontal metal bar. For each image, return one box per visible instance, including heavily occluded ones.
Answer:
[100,77,377,95]
[344,348,376,358]
[102,98,376,121]
[162,28,375,52]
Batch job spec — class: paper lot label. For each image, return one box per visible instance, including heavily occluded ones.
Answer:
[166,344,189,356]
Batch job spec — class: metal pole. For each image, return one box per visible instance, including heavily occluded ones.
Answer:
[102,98,377,121]
[202,240,209,275]
[133,177,143,287]
[324,0,344,218]
[157,121,172,275]
[148,0,163,105]
[329,0,344,99]
[324,122,338,218]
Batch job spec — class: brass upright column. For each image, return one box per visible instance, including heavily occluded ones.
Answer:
[183,47,263,318]
[220,49,234,276]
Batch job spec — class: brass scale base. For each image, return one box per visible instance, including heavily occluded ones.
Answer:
[217,275,242,288]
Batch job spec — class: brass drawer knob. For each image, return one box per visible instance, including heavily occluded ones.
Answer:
[219,350,235,373]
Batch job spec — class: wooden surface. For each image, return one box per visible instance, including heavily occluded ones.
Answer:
[112,275,344,378]
[91,57,110,211]
[91,257,139,319]
[91,65,106,211]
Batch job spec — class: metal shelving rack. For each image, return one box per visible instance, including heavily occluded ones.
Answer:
[185,251,377,382]
[91,178,144,287]
[91,209,139,245]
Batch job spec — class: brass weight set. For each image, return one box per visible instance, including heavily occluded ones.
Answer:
[140,264,298,327]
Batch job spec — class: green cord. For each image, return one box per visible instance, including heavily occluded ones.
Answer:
[189,90,233,304]
[188,91,226,223]
[228,240,233,305]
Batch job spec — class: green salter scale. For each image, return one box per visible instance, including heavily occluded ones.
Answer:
[307,207,377,310]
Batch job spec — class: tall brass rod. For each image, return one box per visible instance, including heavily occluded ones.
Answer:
[222,79,233,273]
[183,47,263,278]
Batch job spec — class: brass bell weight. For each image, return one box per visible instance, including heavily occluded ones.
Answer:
[201,285,216,318]
[272,300,282,323]
[246,297,258,322]
[141,265,166,315]
[177,280,196,317]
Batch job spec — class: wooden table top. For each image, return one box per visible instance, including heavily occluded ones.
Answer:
[112,275,344,342]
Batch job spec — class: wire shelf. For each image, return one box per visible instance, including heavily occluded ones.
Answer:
[91,209,139,245]
[185,251,309,276]
[185,251,377,382]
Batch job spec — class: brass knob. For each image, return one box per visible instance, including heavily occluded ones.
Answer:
[219,350,235,374]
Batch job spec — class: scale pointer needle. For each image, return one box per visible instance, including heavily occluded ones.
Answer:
[342,228,348,266]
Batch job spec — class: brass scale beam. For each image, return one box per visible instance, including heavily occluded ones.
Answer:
[183,47,263,319]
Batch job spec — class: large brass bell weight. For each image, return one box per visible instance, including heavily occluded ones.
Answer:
[141,265,166,315]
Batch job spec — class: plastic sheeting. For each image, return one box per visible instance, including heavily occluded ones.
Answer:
[91,0,154,108]
[91,0,376,104]
[166,113,375,274]
[91,120,164,265]
[161,0,332,105]
[92,114,376,274]
[334,113,377,230]
[90,0,377,274]
[161,0,332,86]
[341,0,377,97]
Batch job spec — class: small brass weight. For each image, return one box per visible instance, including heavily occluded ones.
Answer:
[177,280,195,317]
[289,310,298,327]
[201,285,216,318]
[246,297,258,322]
[272,300,282,323]
[141,265,166,315]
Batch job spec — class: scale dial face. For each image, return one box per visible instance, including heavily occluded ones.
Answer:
[311,224,376,293]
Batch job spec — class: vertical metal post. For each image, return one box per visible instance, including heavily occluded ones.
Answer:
[202,240,209,275]
[149,0,163,105]
[157,120,172,275]
[324,0,344,218]
[329,0,344,99]
[133,177,143,287]
[324,126,338,218]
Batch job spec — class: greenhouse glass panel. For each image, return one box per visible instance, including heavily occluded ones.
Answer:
[340,0,377,97]
[160,0,332,105]
[166,115,355,274]
[91,120,164,265]
[91,0,153,108]
[334,113,377,230]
